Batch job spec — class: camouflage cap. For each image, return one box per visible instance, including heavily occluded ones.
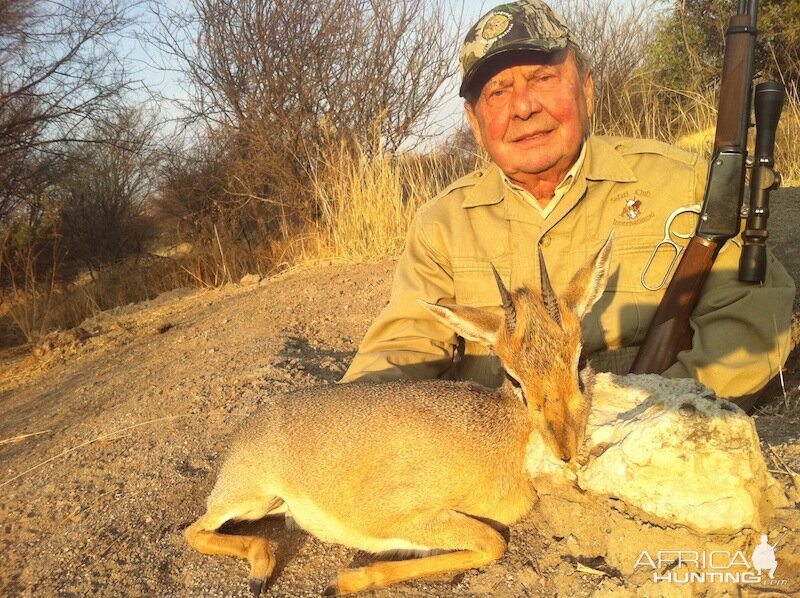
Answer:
[459,0,575,98]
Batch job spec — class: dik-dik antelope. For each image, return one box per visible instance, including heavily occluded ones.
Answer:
[185,236,612,595]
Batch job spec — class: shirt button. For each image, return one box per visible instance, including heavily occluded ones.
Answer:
[540,234,552,247]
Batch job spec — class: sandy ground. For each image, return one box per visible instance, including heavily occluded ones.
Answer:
[1,188,799,597]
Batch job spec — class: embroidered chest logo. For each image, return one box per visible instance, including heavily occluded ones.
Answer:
[611,191,655,226]
[622,199,642,220]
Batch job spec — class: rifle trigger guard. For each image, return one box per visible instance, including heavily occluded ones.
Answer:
[641,205,702,291]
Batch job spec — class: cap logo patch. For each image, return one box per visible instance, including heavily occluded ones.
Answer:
[481,12,513,41]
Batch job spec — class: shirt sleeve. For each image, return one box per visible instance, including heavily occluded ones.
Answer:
[340,208,459,383]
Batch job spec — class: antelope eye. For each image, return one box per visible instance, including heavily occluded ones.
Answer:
[505,372,527,406]
[577,352,588,393]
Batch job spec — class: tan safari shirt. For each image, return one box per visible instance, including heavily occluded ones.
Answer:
[342,135,796,398]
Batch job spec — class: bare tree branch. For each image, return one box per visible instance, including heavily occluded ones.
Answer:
[0,0,139,224]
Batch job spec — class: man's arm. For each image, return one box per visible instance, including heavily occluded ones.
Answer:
[341,209,458,383]
[660,239,795,398]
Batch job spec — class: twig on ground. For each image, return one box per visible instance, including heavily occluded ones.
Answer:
[0,430,52,446]
[773,314,788,405]
[576,562,608,577]
[180,265,211,288]
[768,443,800,493]
[100,532,131,558]
[61,504,84,524]
[0,412,236,489]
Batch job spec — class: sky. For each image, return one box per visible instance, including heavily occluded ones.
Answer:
[426,1,490,143]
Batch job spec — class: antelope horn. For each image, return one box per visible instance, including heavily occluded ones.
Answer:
[490,264,516,335]
[538,247,562,328]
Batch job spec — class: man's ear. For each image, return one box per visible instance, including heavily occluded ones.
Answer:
[418,299,501,348]
[464,101,485,149]
[583,71,595,120]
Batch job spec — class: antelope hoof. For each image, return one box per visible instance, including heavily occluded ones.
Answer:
[249,576,266,597]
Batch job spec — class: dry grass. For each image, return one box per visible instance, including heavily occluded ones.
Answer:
[0,256,197,346]
[292,80,799,271]
[299,139,478,265]
[761,389,800,417]
[599,75,800,184]
[776,85,800,185]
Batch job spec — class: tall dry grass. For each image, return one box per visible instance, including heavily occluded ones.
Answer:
[297,140,479,265]
[776,84,800,185]
[295,79,799,270]
[599,73,800,184]
[0,255,198,346]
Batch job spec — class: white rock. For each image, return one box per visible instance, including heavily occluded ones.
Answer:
[528,373,786,534]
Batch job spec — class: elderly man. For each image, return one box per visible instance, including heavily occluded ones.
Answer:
[342,0,795,406]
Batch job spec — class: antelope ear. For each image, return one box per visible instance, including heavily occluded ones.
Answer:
[418,300,502,348]
[562,232,614,319]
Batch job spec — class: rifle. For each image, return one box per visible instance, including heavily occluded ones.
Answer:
[630,0,785,375]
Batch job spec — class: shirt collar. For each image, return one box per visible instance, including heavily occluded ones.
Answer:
[583,135,637,183]
[501,142,587,218]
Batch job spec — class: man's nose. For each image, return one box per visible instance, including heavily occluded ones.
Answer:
[511,84,543,119]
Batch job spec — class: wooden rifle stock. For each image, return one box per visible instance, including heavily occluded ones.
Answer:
[629,237,719,374]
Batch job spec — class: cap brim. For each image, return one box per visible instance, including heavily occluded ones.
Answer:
[459,41,569,98]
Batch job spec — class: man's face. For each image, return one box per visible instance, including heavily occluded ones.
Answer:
[465,50,594,191]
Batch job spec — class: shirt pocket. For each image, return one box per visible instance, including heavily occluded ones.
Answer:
[450,261,509,386]
[451,261,512,308]
[606,234,674,293]
[583,233,669,352]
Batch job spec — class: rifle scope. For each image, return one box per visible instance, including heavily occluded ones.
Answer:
[738,80,785,283]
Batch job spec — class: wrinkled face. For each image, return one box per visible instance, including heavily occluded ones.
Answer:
[464,50,593,190]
